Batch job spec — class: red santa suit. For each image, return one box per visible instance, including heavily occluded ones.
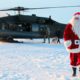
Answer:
[64,12,80,67]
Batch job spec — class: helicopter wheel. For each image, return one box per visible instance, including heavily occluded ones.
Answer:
[7,36,13,41]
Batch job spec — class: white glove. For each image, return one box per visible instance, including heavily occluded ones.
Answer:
[75,40,80,45]
[64,40,72,48]
[64,40,80,53]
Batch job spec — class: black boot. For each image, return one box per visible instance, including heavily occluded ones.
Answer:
[79,67,80,72]
[72,67,76,77]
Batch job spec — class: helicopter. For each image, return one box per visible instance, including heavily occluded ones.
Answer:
[0,6,78,42]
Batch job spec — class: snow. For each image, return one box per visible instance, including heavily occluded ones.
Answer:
[0,11,8,17]
[0,39,79,80]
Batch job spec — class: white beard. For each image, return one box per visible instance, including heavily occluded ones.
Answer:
[69,15,80,39]
[69,16,80,39]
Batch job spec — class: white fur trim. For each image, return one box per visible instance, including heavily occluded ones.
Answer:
[71,66,77,68]
[66,47,80,53]
[71,65,80,68]
[64,40,72,48]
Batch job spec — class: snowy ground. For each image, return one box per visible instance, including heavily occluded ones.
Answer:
[0,39,78,80]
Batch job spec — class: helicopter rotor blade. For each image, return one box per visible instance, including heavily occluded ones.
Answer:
[0,7,25,11]
[0,9,12,11]
[0,5,80,11]
[24,5,80,10]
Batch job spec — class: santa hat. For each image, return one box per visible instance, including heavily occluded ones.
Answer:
[69,12,80,26]
[69,12,80,39]
[74,12,80,16]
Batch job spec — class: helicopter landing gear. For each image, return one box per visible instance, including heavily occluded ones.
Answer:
[0,36,13,42]
[7,36,13,41]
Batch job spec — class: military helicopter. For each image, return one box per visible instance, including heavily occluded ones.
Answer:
[0,5,78,42]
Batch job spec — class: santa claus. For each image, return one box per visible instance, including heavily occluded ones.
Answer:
[63,12,80,77]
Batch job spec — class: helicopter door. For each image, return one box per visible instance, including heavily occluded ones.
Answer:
[25,23,32,32]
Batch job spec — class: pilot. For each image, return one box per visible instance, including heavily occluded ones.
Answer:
[63,12,80,77]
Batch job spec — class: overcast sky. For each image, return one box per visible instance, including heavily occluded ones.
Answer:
[0,0,80,24]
